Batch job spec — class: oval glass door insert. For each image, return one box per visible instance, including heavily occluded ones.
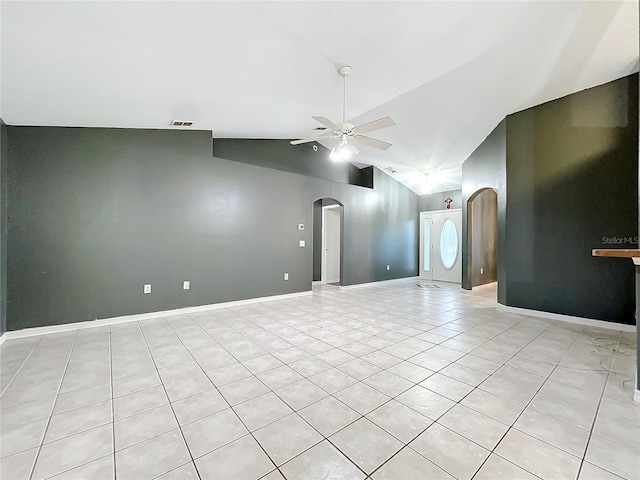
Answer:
[440,218,458,269]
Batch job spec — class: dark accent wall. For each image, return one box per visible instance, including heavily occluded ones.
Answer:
[7,126,418,330]
[506,74,638,324]
[469,189,498,287]
[0,119,7,336]
[418,189,462,212]
[461,120,507,299]
[213,138,374,188]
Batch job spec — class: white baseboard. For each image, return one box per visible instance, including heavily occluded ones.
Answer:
[2,290,313,341]
[312,281,322,285]
[340,276,420,290]
[497,304,637,333]
[472,281,498,290]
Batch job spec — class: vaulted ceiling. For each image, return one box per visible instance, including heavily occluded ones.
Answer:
[1,1,638,193]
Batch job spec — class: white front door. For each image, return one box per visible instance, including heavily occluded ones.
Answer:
[420,209,462,283]
[322,206,341,283]
[431,209,462,283]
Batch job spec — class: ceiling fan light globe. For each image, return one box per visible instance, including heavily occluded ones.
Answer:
[339,147,352,160]
[336,142,358,160]
[329,148,342,162]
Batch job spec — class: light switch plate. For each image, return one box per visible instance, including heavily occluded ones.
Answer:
[298,224,304,231]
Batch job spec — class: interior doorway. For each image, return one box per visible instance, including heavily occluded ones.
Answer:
[466,188,498,288]
[322,206,341,284]
[312,198,343,285]
[420,209,462,283]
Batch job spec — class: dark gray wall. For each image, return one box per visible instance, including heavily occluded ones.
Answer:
[7,126,418,330]
[506,74,638,324]
[461,120,507,299]
[213,138,373,188]
[470,189,498,287]
[418,189,462,212]
[0,119,7,335]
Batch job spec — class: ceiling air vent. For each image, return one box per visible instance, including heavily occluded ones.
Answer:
[171,120,194,127]
[384,167,397,174]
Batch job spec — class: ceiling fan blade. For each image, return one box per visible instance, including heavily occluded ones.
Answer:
[352,116,396,134]
[312,116,341,131]
[353,135,392,151]
[290,135,333,145]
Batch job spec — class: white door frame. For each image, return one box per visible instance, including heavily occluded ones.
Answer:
[419,212,432,280]
[420,209,462,283]
[321,205,341,284]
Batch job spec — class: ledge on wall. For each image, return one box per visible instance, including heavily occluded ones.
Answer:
[213,138,374,188]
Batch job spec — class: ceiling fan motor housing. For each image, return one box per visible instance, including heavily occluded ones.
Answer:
[338,65,352,77]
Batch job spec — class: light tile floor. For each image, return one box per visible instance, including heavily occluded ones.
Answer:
[1,281,638,480]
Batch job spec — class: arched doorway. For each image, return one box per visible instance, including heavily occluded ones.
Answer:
[312,198,344,285]
[464,188,498,289]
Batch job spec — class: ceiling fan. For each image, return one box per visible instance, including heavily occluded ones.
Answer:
[290,65,396,161]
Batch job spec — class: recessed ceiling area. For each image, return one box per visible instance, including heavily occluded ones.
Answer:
[1,1,637,193]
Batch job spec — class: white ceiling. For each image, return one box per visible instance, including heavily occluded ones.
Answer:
[1,1,638,194]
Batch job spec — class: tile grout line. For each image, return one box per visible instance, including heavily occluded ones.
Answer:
[109,326,116,480]
[28,331,79,480]
[575,330,622,480]
[0,335,43,397]
[468,322,588,480]
[137,319,205,480]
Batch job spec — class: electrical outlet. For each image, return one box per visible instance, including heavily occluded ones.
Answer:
[480,268,484,274]
[183,281,190,290]
[284,273,289,281]
[299,240,305,247]
[386,265,390,271]
[143,284,151,294]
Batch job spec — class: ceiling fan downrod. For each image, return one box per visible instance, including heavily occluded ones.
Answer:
[337,65,352,125]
